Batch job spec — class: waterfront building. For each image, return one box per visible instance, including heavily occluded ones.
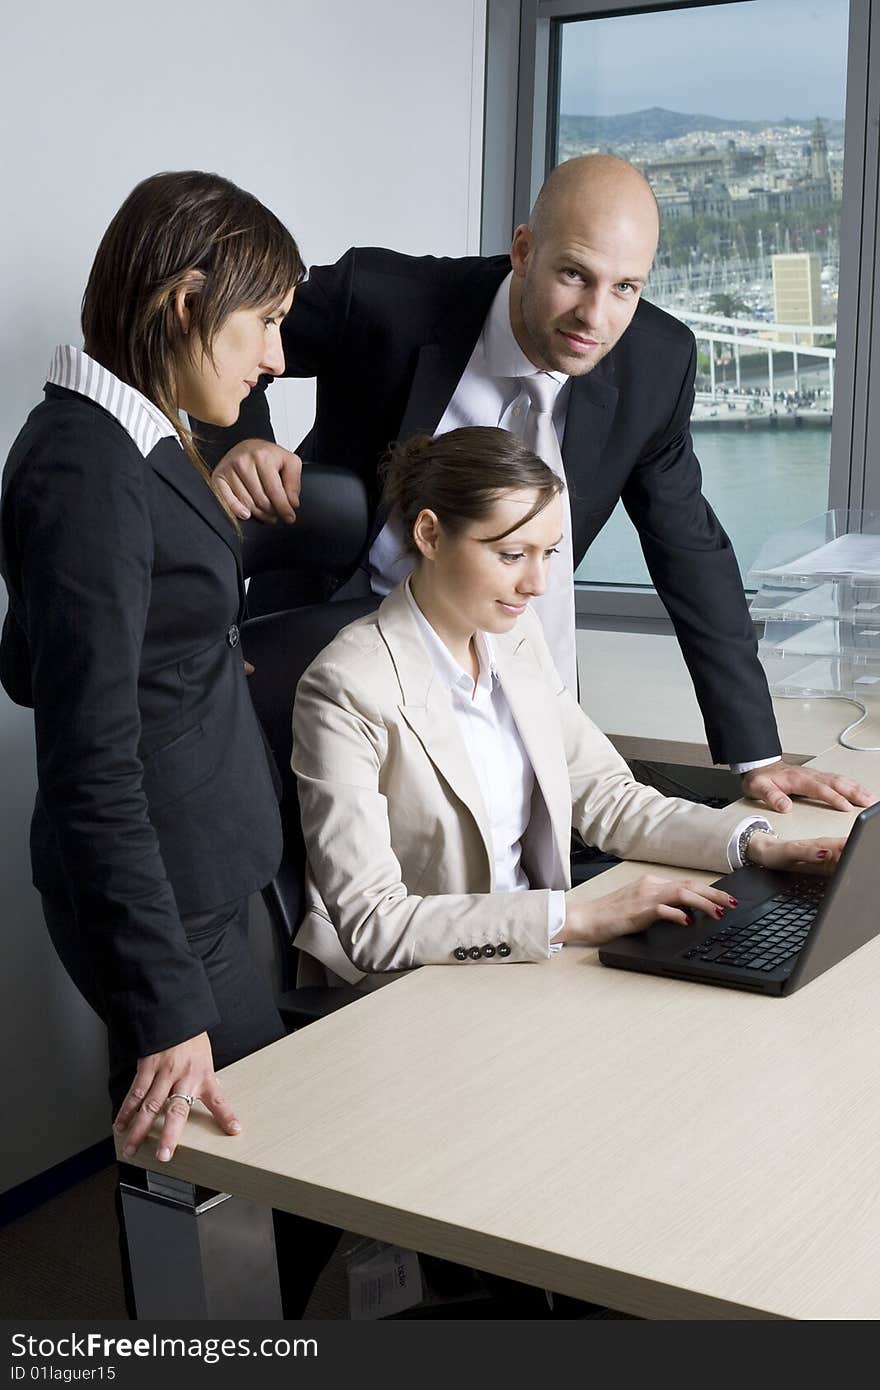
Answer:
[772,252,823,344]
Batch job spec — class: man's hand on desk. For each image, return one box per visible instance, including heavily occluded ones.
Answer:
[211,438,302,524]
[740,761,875,815]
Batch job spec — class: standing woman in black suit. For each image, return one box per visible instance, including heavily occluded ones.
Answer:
[0,171,327,1313]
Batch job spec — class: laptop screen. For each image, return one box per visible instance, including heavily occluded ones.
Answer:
[786,801,880,992]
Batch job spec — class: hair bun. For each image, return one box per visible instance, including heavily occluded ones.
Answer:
[378,426,562,563]
[379,433,432,496]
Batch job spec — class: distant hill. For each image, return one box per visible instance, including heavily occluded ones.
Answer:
[559,108,844,145]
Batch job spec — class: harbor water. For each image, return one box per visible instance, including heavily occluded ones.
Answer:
[576,423,832,588]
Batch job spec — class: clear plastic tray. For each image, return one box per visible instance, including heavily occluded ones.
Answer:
[750,580,880,622]
[747,509,880,587]
[758,648,880,697]
[760,618,880,657]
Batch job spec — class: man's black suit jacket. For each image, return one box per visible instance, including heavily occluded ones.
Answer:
[0,387,282,1057]
[198,247,780,767]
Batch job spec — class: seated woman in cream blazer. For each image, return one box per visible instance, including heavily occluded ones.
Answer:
[292,427,845,985]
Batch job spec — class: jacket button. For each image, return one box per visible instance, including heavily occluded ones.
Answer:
[227,623,240,648]
[468,946,482,960]
[482,944,496,958]
[497,942,511,957]
[453,947,468,962]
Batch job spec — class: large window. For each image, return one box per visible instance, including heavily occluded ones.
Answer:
[484,0,880,617]
[558,0,847,586]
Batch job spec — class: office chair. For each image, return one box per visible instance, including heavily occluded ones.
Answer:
[241,462,375,616]
[241,464,377,1026]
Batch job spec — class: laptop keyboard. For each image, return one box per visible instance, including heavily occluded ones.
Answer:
[678,878,827,973]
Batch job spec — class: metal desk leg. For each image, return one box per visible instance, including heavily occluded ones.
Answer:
[119,1173,283,1319]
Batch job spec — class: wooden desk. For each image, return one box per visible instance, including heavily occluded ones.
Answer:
[577,628,880,767]
[120,754,880,1321]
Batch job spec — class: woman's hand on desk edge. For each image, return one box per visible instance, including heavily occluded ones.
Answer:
[562,835,847,946]
[113,1032,241,1163]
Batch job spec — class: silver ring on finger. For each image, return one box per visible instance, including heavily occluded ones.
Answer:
[167,1092,196,1108]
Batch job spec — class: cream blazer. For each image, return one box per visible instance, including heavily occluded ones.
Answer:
[292,583,747,984]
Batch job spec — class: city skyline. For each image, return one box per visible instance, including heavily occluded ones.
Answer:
[559,105,843,129]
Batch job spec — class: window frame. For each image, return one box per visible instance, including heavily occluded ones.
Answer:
[482,0,879,622]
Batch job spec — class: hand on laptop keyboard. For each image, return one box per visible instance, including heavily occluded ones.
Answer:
[563,874,738,946]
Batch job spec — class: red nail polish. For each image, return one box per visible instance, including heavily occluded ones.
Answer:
[728,897,738,907]
[715,907,725,919]
[817,849,829,859]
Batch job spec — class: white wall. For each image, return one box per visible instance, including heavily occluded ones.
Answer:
[0,0,486,1193]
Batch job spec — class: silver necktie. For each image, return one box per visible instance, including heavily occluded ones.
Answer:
[518,373,578,691]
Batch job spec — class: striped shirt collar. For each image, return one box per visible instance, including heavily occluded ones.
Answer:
[47,345,180,458]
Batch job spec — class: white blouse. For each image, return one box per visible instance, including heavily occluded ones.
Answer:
[404,580,566,947]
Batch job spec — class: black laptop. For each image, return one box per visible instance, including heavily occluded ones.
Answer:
[598,801,880,996]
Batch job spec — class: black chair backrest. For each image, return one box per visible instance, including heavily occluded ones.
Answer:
[241,464,372,613]
[243,598,379,979]
[240,463,379,984]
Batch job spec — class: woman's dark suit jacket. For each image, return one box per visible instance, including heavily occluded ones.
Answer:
[0,374,282,1059]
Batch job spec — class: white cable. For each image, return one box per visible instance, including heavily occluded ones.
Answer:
[774,691,880,752]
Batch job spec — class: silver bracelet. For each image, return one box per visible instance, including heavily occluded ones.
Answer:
[738,820,779,867]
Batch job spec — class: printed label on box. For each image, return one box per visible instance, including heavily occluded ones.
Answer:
[346,1241,423,1320]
